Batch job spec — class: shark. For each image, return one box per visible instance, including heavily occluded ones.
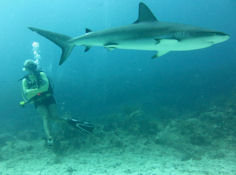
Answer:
[29,2,230,65]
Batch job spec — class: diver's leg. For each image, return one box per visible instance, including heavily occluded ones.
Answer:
[48,103,66,123]
[48,103,94,133]
[36,105,53,140]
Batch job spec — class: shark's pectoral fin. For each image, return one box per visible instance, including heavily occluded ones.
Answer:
[104,42,118,51]
[152,50,169,59]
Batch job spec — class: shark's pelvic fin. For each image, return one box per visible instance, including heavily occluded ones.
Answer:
[104,42,118,47]
[104,42,118,51]
[152,50,169,59]
[28,27,75,65]
[134,2,158,23]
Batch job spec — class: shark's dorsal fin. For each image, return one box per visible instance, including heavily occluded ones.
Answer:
[134,2,158,23]
[86,28,92,33]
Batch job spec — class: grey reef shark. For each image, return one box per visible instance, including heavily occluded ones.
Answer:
[29,2,230,65]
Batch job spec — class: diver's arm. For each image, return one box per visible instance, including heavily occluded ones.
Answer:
[22,79,37,100]
[36,72,49,93]
[22,73,49,100]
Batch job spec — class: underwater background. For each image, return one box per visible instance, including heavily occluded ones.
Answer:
[0,0,236,174]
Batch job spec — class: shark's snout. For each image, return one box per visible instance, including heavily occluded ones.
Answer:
[214,32,230,43]
[216,31,229,37]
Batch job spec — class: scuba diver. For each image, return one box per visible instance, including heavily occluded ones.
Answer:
[19,59,94,146]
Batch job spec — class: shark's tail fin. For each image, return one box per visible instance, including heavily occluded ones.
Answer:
[28,27,75,65]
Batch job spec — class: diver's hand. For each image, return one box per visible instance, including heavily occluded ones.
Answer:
[25,88,39,99]
[27,88,39,94]
[19,101,26,107]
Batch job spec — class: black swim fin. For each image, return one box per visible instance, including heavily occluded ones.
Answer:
[67,119,94,133]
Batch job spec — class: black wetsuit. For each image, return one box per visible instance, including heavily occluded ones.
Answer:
[24,71,56,108]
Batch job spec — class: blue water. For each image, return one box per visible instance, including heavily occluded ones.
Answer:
[0,0,235,129]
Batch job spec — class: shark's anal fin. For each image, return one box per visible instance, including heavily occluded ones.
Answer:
[104,42,118,51]
[152,50,169,59]
[134,2,158,24]
[155,39,161,44]
[84,46,91,52]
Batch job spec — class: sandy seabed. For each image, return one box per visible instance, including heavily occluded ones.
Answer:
[1,107,236,175]
[0,132,235,175]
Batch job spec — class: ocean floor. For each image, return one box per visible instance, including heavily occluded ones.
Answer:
[0,108,236,175]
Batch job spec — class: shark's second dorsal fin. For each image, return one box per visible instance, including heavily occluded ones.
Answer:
[86,28,92,33]
[134,2,158,23]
